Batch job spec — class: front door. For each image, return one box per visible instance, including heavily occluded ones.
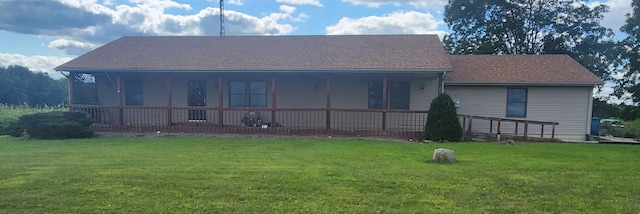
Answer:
[188,80,206,121]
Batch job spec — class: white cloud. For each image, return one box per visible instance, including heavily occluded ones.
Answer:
[341,0,446,9]
[228,0,244,6]
[275,0,323,7]
[280,5,297,14]
[599,0,632,33]
[0,0,304,55]
[0,53,73,79]
[48,39,100,55]
[326,11,446,38]
[128,0,192,10]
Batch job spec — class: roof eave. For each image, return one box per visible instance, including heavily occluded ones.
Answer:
[55,67,454,73]
[444,81,604,87]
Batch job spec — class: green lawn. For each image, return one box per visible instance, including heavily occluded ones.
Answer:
[0,136,639,213]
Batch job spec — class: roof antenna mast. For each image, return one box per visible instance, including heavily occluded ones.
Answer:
[220,0,225,36]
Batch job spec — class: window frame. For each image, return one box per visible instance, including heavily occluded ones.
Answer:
[506,88,527,118]
[229,80,267,108]
[124,79,143,106]
[368,81,410,110]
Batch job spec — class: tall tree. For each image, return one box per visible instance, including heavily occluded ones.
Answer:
[443,0,619,80]
[0,65,68,106]
[619,0,640,103]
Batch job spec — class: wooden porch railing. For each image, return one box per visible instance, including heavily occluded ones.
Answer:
[71,105,558,140]
[71,105,429,138]
[458,114,558,140]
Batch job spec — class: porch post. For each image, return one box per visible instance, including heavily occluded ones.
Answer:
[382,75,388,131]
[116,73,123,126]
[325,74,331,130]
[218,75,223,126]
[271,73,277,126]
[437,73,443,94]
[166,73,172,126]
[68,72,75,107]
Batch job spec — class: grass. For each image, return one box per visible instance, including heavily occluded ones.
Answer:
[1,136,639,213]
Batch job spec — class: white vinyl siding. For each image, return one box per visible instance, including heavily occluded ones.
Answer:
[446,85,592,141]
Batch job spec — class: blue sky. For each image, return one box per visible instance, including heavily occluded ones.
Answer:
[0,0,632,83]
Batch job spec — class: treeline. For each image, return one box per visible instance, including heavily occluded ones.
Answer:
[0,65,68,106]
[593,98,640,121]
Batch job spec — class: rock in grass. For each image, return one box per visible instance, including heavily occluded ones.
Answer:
[432,148,456,164]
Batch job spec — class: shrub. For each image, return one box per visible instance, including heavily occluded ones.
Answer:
[13,111,94,139]
[5,121,24,137]
[424,93,463,142]
[0,103,66,135]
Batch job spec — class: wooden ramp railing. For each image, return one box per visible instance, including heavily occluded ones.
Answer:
[458,114,559,140]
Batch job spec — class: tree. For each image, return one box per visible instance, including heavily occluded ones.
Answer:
[592,98,620,119]
[424,93,463,142]
[618,0,640,103]
[443,0,619,81]
[0,65,68,106]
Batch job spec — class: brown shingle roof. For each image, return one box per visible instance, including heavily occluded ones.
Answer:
[445,55,603,85]
[55,35,451,72]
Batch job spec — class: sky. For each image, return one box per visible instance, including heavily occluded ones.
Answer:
[0,0,633,91]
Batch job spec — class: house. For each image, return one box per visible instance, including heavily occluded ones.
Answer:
[445,55,603,141]
[55,35,603,141]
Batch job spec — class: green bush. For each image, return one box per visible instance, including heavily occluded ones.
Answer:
[13,111,94,139]
[0,103,66,135]
[424,93,463,142]
[5,121,24,137]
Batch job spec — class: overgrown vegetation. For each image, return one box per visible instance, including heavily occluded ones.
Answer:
[0,104,65,135]
[424,93,463,142]
[7,111,94,139]
[605,119,640,139]
[0,137,638,213]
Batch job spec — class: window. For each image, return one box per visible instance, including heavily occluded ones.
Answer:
[368,81,410,109]
[506,88,527,117]
[229,81,267,107]
[125,79,143,106]
[72,73,97,104]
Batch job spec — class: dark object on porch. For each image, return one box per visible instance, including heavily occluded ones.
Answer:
[424,93,463,142]
[241,111,281,127]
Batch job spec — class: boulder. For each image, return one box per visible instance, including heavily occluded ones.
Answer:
[432,148,456,164]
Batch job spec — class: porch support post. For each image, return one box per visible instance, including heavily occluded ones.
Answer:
[68,72,75,108]
[382,75,388,131]
[437,73,443,94]
[325,74,331,130]
[166,73,172,126]
[116,73,123,126]
[218,75,223,126]
[489,120,493,133]
[271,73,277,126]
[467,116,473,136]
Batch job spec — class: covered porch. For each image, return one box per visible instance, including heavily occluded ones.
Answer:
[69,71,443,138]
[69,71,558,139]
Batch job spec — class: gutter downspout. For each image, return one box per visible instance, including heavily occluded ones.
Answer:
[586,84,596,141]
[440,71,447,94]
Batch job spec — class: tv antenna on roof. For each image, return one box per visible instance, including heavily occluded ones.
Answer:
[220,0,225,36]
